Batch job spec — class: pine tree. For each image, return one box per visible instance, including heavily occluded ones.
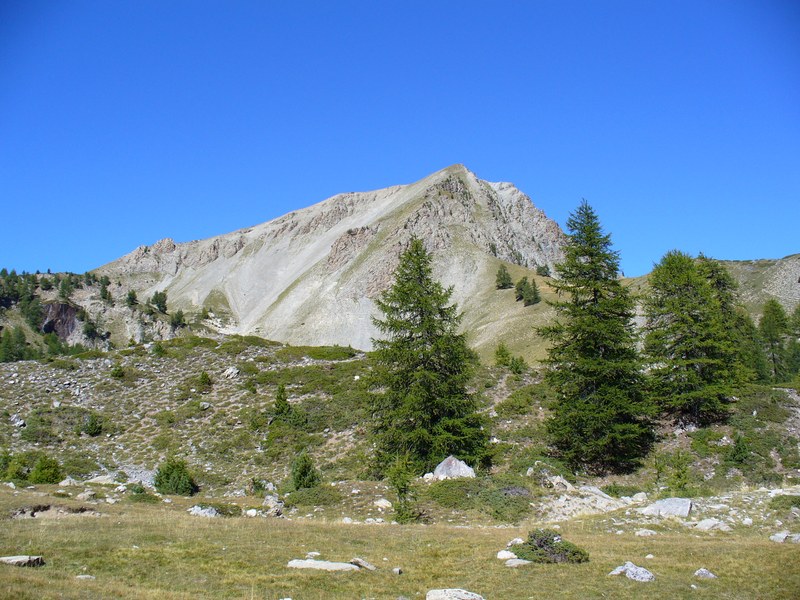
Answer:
[515,276,529,301]
[539,201,652,473]
[523,277,541,306]
[495,264,513,289]
[371,237,488,475]
[644,251,737,424]
[759,299,789,382]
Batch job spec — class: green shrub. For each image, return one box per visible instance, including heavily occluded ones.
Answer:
[154,458,198,496]
[514,529,589,564]
[28,455,62,484]
[110,364,125,379]
[601,483,643,498]
[388,454,421,523]
[84,412,103,437]
[284,486,341,508]
[198,371,213,391]
[769,495,800,511]
[291,452,320,490]
[128,483,160,503]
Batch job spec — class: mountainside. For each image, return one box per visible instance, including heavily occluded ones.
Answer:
[97,165,566,354]
[720,254,800,315]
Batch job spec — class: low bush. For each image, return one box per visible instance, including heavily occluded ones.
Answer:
[601,483,643,498]
[291,453,320,490]
[769,495,800,511]
[28,455,62,484]
[284,486,342,508]
[154,458,198,496]
[514,529,589,564]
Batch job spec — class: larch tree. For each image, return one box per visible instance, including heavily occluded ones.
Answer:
[759,299,789,382]
[644,251,740,424]
[371,237,488,475]
[539,200,652,474]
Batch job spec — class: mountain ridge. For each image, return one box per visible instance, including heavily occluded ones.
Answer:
[96,164,567,352]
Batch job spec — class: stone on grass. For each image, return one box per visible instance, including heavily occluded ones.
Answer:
[392,567,403,575]
[374,498,393,509]
[59,477,79,487]
[76,490,96,501]
[635,529,658,537]
[350,557,376,571]
[287,559,360,572]
[187,505,219,518]
[694,568,717,579]
[770,531,790,543]
[506,537,524,547]
[496,549,517,560]
[75,574,96,580]
[608,561,655,582]
[0,555,45,567]
[640,498,692,518]
[505,558,533,567]
[695,518,731,532]
[432,456,475,480]
[222,366,239,379]
[262,494,284,517]
[632,492,648,502]
[426,589,485,600]
[85,475,117,485]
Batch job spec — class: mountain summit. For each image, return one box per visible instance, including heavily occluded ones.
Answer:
[99,165,566,351]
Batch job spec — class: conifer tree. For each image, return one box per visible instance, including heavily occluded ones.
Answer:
[540,201,652,473]
[515,276,529,301]
[522,277,541,306]
[644,251,738,424]
[371,237,487,475]
[759,299,789,382]
[495,264,513,289]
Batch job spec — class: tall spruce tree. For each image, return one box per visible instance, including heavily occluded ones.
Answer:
[539,201,652,474]
[371,237,487,475]
[644,251,738,424]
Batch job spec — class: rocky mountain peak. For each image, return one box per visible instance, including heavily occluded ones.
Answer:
[97,166,566,350]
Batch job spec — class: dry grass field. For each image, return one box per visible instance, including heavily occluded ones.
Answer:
[1,486,799,600]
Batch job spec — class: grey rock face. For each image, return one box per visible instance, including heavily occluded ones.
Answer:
[640,498,693,518]
[0,555,45,567]
[608,561,655,582]
[432,456,475,480]
[426,590,485,600]
[187,505,218,518]
[287,559,360,572]
[694,568,717,579]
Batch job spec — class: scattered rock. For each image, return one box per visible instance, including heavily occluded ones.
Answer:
[262,494,284,517]
[85,475,117,485]
[426,590,485,600]
[0,555,45,567]
[506,537,524,547]
[608,561,655,582]
[742,517,753,526]
[222,366,239,379]
[694,568,717,579]
[645,554,655,559]
[635,529,658,537]
[10,414,25,428]
[199,402,212,410]
[350,557,376,571]
[187,505,218,518]
[392,567,403,575]
[770,531,790,543]
[75,574,96,580]
[342,517,354,524]
[76,490,96,501]
[632,492,648,502]
[694,518,731,532]
[306,552,321,559]
[640,498,692,518]
[244,509,258,517]
[504,558,533,568]
[432,456,475,480]
[287,559,360,572]
[59,477,79,487]
[543,475,574,491]
[374,498,393,509]
[496,549,517,560]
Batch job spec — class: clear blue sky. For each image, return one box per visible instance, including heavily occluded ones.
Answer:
[2,1,798,276]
